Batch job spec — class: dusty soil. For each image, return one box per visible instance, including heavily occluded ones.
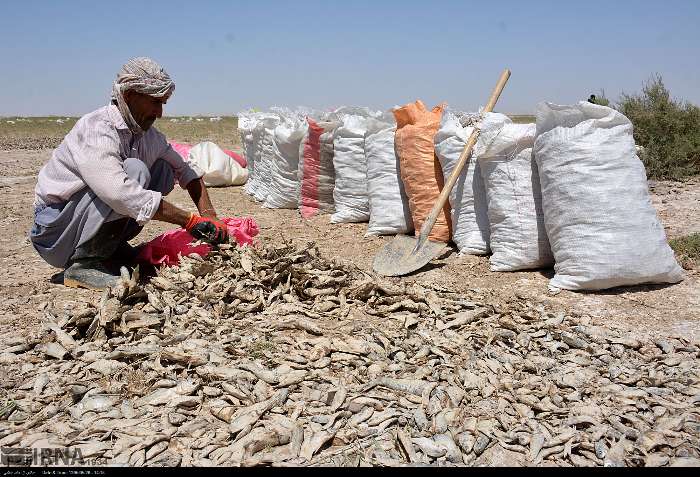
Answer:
[1,148,698,346]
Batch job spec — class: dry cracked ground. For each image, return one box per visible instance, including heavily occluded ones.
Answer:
[0,137,698,467]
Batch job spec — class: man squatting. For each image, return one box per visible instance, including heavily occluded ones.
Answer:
[29,57,229,290]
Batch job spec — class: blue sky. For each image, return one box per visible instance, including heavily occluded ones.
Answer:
[1,0,698,116]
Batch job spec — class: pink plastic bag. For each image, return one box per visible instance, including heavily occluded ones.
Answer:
[136,229,210,267]
[221,217,259,246]
[169,141,247,168]
[224,149,246,168]
[136,216,259,266]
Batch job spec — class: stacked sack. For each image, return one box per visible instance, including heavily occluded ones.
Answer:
[365,113,413,236]
[297,117,339,219]
[240,113,280,202]
[264,108,307,209]
[241,106,411,229]
[331,113,371,223]
[239,108,316,210]
[238,112,261,198]
[533,102,684,291]
[476,115,553,271]
[393,100,451,242]
[434,110,552,271]
[434,111,490,255]
[237,102,684,293]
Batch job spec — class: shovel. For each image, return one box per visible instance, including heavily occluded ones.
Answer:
[373,68,511,277]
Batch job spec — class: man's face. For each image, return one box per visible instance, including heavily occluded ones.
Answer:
[123,90,169,131]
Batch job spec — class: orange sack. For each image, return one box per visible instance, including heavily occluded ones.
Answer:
[393,100,452,242]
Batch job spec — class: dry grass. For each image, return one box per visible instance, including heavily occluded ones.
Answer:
[157,116,240,150]
[122,367,150,398]
[247,337,276,361]
[2,113,535,150]
[508,115,536,124]
[0,117,79,138]
[0,116,240,151]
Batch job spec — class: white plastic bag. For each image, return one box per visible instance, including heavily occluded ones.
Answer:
[187,141,248,187]
[434,113,490,254]
[264,116,306,209]
[238,113,260,197]
[477,118,553,271]
[250,115,281,202]
[331,115,370,223]
[365,115,413,236]
[533,101,684,291]
[238,112,280,201]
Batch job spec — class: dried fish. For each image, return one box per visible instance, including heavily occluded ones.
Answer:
[32,373,49,395]
[36,342,68,360]
[436,308,489,331]
[5,240,695,468]
[290,425,304,458]
[86,359,126,376]
[473,434,490,456]
[434,433,463,463]
[395,432,418,463]
[329,386,347,412]
[300,428,337,461]
[160,347,208,367]
[366,377,437,397]
[175,379,200,396]
[229,389,289,436]
[275,318,323,336]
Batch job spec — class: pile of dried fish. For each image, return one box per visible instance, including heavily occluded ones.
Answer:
[1,241,698,467]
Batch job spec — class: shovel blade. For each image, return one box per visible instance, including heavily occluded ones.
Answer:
[372,234,448,277]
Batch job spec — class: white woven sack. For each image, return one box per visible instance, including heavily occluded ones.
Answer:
[238,114,259,197]
[187,141,248,187]
[329,106,374,118]
[264,117,306,209]
[244,114,280,202]
[331,115,370,223]
[434,113,491,254]
[365,116,413,236]
[477,120,553,271]
[533,101,684,291]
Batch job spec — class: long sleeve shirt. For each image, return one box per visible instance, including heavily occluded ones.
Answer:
[34,104,202,225]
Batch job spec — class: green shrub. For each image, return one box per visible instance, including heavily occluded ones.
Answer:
[617,75,700,180]
[592,90,610,107]
[669,233,700,270]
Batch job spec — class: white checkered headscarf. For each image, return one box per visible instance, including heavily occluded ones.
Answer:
[111,57,175,135]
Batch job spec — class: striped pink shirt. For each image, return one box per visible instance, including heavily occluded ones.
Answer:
[34,104,201,224]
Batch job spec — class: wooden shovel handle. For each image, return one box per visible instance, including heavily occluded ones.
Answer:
[414,69,511,249]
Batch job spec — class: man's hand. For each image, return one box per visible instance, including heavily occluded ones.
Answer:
[152,178,225,243]
[184,214,229,245]
[186,178,218,219]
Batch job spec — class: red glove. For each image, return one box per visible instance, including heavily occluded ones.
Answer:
[184,214,229,245]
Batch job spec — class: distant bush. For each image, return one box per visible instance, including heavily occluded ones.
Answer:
[669,233,700,270]
[618,75,700,180]
[591,90,610,107]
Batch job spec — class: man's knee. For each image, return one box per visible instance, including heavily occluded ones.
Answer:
[149,160,175,195]
[124,158,151,188]
[123,158,174,195]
